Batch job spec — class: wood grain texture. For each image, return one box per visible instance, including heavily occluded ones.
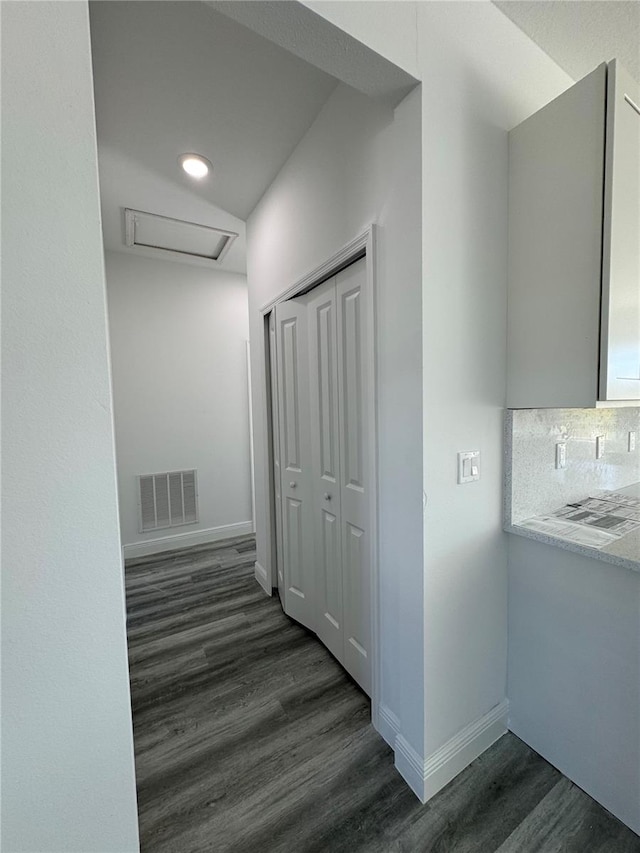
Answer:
[125,538,640,852]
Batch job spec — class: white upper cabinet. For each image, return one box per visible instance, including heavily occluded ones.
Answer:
[601,62,640,401]
[507,61,640,408]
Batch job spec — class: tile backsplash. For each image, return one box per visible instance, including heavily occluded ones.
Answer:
[505,408,640,524]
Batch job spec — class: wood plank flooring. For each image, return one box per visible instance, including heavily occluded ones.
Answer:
[125,537,640,852]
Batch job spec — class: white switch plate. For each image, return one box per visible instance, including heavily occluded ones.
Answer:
[629,431,637,452]
[555,442,567,470]
[458,450,480,484]
[596,435,605,459]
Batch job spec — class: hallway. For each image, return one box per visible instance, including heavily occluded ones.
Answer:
[125,539,640,852]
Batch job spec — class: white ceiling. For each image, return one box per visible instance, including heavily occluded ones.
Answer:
[494,1,640,84]
[96,144,248,273]
[91,0,638,275]
[89,1,338,271]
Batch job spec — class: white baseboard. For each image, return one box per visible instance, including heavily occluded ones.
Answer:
[395,735,427,800]
[122,521,254,560]
[375,703,401,749]
[254,561,272,596]
[395,700,509,803]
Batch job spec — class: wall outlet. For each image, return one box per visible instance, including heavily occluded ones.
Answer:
[555,441,567,470]
[629,431,637,452]
[596,435,605,459]
[457,450,480,484]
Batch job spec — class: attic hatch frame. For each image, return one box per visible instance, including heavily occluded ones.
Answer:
[124,207,238,264]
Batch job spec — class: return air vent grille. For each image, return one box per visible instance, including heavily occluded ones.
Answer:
[125,208,237,263]
[138,470,198,532]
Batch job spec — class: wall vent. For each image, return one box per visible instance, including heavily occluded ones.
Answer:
[138,469,198,533]
[124,208,237,264]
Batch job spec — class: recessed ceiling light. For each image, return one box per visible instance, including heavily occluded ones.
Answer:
[178,153,212,180]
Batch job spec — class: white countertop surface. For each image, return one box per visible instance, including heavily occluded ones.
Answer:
[508,482,640,572]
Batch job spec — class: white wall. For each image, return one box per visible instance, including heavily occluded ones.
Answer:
[247,82,425,755]
[300,0,572,782]
[508,535,640,834]
[416,2,572,756]
[1,3,139,851]
[105,251,252,554]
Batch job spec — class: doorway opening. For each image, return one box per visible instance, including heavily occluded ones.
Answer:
[89,1,422,843]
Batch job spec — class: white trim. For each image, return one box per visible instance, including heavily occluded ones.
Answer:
[375,703,401,749]
[264,312,280,593]
[122,521,254,559]
[365,226,381,729]
[395,700,510,803]
[124,207,237,265]
[254,561,271,596]
[259,225,381,720]
[259,229,369,313]
[246,340,256,534]
[594,399,640,408]
[395,735,427,800]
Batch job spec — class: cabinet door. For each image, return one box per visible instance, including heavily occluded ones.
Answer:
[507,64,607,408]
[307,279,344,664]
[600,61,640,401]
[275,297,315,631]
[336,258,371,695]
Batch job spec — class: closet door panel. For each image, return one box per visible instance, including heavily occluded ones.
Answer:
[341,289,364,491]
[344,522,368,661]
[307,280,344,662]
[320,509,341,628]
[284,496,304,596]
[275,298,315,631]
[336,258,371,695]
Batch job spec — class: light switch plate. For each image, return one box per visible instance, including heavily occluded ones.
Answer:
[458,450,480,484]
[629,431,637,452]
[555,442,567,469]
[596,435,605,459]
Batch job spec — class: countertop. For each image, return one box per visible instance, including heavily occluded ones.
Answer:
[507,482,640,573]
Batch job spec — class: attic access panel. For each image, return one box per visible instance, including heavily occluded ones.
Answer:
[124,208,238,263]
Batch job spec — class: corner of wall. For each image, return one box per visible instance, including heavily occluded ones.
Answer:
[395,700,509,803]
[374,703,401,749]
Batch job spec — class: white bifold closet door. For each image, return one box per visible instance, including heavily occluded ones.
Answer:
[274,296,316,631]
[275,257,370,695]
[307,279,343,662]
[334,260,370,694]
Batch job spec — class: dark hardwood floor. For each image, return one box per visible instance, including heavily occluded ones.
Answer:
[125,537,640,852]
